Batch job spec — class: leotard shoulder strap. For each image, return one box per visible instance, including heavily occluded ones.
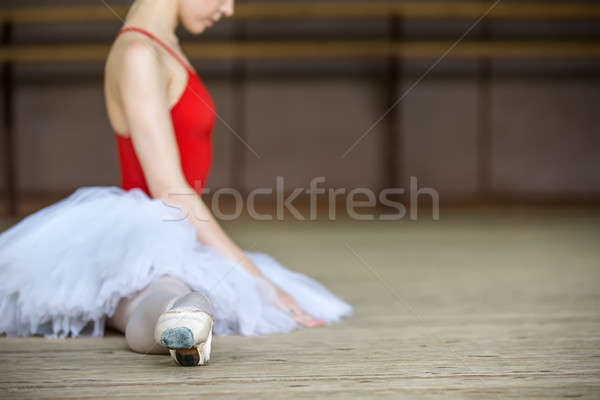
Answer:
[116,26,192,72]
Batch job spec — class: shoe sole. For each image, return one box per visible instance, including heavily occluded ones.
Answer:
[160,327,195,349]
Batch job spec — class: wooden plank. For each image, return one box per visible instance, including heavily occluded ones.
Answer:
[384,17,403,191]
[1,40,600,63]
[1,210,600,398]
[239,2,600,19]
[477,21,492,202]
[231,17,249,194]
[1,2,600,24]
[1,23,17,217]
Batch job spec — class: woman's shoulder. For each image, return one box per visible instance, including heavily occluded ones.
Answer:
[104,35,169,136]
[105,34,172,106]
[107,35,164,79]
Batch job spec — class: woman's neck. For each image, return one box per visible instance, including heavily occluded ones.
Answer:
[124,0,179,46]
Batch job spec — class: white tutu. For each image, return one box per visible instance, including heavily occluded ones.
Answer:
[0,186,352,339]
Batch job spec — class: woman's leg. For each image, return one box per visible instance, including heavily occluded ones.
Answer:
[107,275,192,354]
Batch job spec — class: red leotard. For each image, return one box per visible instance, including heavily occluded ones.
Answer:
[113,27,215,197]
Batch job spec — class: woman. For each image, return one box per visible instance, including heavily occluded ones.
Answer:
[0,0,352,367]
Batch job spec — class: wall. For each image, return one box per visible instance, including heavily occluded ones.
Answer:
[2,0,599,205]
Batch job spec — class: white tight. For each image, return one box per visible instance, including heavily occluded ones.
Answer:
[107,275,192,354]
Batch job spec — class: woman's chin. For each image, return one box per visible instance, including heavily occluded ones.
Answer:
[185,23,209,35]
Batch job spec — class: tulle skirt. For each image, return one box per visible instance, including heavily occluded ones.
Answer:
[0,186,352,339]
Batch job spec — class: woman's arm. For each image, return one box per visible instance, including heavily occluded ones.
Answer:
[117,41,263,278]
[117,42,322,327]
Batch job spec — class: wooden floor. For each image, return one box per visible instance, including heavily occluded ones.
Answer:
[1,207,599,399]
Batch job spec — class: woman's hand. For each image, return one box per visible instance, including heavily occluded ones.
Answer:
[270,282,325,328]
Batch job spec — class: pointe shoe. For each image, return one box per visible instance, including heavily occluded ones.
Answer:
[154,292,214,367]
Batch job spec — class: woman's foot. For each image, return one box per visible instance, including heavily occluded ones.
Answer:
[154,292,214,366]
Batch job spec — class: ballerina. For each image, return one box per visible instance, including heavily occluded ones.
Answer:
[0,0,352,366]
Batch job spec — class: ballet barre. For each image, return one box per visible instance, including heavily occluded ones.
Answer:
[1,2,600,23]
[1,40,600,63]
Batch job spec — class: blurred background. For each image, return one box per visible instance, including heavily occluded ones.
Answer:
[2,4,600,395]
[1,0,599,217]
